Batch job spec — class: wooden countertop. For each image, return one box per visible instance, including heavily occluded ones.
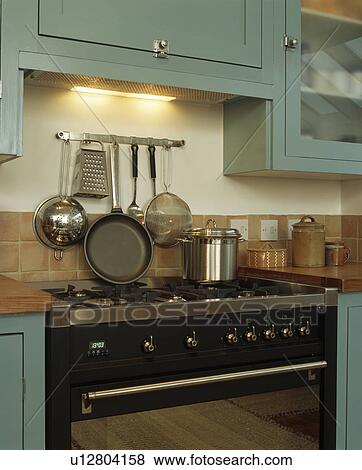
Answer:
[239,263,362,293]
[0,275,51,315]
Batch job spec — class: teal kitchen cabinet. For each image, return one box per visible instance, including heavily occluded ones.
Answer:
[38,0,274,85]
[337,293,362,450]
[224,0,362,177]
[0,334,23,449]
[0,0,24,163]
[0,314,45,449]
[1,0,277,163]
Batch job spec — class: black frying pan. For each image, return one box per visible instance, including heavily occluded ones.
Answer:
[84,143,153,284]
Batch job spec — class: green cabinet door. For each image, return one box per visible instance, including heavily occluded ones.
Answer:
[0,334,23,450]
[39,0,262,68]
[284,0,362,167]
[346,305,362,449]
[337,293,362,449]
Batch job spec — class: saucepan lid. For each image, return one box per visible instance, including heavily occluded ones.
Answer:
[182,219,241,238]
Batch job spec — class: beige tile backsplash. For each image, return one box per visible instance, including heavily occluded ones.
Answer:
[0,212,352,281]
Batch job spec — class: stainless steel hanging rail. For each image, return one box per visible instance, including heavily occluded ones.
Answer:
[56,131,185,148]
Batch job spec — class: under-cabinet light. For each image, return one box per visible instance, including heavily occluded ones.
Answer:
[71,86,176,102]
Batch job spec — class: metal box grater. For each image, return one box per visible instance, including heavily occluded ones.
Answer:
[72,146,110,199]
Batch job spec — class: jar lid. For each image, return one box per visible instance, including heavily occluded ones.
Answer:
[248,243,286,252]
[326,240,344,247]
[182,219,241,238]
[292,216,325,231]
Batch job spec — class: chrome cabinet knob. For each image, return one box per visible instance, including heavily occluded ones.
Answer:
[186,331,199,349]
[298,321,311,337]
[143,336,155,353]
[263,324,276,341]
[225,328,239,345]
[284,35,298,49]
[281,323,294,338]
[245,326,257,343]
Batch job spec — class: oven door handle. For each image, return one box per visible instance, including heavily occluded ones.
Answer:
[81,360,327,414]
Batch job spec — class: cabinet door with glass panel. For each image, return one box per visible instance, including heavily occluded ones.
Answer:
[285,0,362,165]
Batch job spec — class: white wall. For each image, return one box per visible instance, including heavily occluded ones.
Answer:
[0,86,342,214]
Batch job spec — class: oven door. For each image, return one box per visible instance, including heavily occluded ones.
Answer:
[71,359,329,450]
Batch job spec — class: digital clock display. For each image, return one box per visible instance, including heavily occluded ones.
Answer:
[89,340,106,350]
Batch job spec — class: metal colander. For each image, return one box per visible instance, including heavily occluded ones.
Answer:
[72,141,110,198]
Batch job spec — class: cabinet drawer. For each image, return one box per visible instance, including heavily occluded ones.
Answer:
[39,0,262,68]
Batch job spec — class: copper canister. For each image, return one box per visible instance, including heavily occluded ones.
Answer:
[292,216,325,267]
[325,241,351,266]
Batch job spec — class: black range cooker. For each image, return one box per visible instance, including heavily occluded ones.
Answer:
[34,276,338,450]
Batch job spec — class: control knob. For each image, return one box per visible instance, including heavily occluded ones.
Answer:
[298,320,311,337]
[143,336,155,353]
[263,324,276,341]
[281,323,294,338]
[245,326,257,343]
[185,331,199,349]
[225,328,239,345]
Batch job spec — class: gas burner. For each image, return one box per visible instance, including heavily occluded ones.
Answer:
[238,290,256,298]
[87,298,115,308]
[51,284,91,301]
[166,295,187,303]
[74,291,88,298]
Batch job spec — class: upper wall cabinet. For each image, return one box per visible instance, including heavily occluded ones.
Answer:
[2,0,275,164]
[39,0,261,67]
[224,0,362,177]
[38,0,274,85]
[284,0,362,166]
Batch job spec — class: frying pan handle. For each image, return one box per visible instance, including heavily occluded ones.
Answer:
[148,145,156,180]
[110,142,123,212]
[54,249,63,261]
[131,144,139,178]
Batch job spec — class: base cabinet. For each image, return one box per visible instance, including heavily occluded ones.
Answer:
[0,314,45,450]
[337,293,362,450]
[0,334,23,449]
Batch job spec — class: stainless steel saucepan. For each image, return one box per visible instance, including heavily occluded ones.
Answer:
[178,219,244,282]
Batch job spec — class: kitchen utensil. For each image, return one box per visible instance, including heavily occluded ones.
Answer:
[33,140,88,261]
[145,147,192,247]
[248,243,287,268]
[84,142,153,284]
[178,219,243,282]
[148,144,157,197]
[325,241,351,266]
[292,216,325,267]
[72,140,109,198]
[127,144,144,224]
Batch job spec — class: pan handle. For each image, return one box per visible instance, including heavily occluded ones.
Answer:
[176,237,193,243]
[53,249,63,261]
[131,144,139,179]
[110,142,123,212]
[148,145,156,197]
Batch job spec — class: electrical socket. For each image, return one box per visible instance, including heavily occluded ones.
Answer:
[230,219,248,240]
[288,219,300,240]
[261,220,278,241]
